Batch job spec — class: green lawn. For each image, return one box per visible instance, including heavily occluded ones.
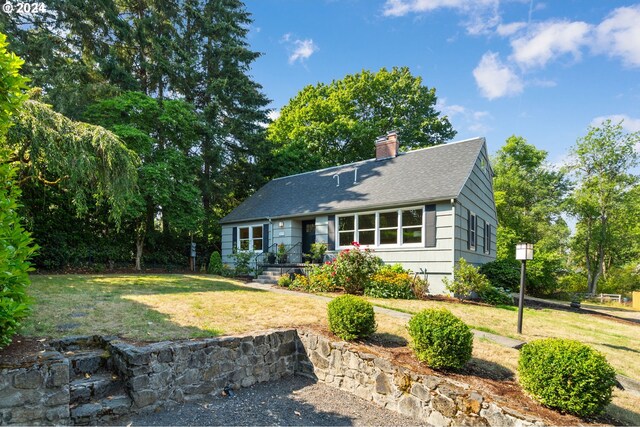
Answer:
[363,296,640,382]
[20,273,640,425]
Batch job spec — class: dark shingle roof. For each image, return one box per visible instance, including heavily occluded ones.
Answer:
[220,137,485,224]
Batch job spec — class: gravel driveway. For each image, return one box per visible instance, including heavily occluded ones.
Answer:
[112,375,425,426]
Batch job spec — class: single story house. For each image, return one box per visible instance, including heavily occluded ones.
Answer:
[220,132,497,294]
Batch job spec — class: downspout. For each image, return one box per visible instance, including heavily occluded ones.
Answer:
[451,198,456,278]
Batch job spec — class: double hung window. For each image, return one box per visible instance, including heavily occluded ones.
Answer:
[337,207,424,248]
[238,225,263,251]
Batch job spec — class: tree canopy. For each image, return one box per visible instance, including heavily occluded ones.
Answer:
[566,120,640,294]
[492,135,570,295]
[5,97,139,223]
[266,67,456,177]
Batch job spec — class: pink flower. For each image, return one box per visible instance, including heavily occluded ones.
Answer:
[352,241,360,247]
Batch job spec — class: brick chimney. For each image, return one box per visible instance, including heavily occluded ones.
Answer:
[375,131,399,160]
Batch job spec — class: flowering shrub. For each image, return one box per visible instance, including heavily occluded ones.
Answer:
[365,264,415,299]
[333,242,382,295]
[307,263,336,292]
[289,274,310,291]
[277,275,292,287]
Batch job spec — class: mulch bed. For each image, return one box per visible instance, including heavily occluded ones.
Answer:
[301,324,619,427]
[0,335,48,368]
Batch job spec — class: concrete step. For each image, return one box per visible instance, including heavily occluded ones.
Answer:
[70,372,124,404]
[260,271,281,277]
[67,350,109,379]
[71,394,132,425]
[255,278,278,284]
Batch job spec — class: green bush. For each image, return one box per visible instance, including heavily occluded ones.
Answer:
[365,264,415,299]
[518,338,617,417]
[327,295,377,341]
[0,34,36,349]
[230,249,254,275]
[478,286,513,306]
[208,251,223,275]
[443,258,490,299]
[333,243,382,294]
[407,308,473,370]
[479,259,521,292]
[277,275,292,287]
[307,263,336,292]
[289,274,311,291]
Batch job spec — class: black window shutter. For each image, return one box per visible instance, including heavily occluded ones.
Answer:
[475,216,479,252]
[486,223,491,254]
[263,223,269,251]
[467,211,471,250]
[232,227,237,251]
[425,205,436,247]
[328,215,335,250]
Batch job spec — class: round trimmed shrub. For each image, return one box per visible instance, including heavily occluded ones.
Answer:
[407,308,473,370]
[327,295,377,341]
[518,338,616,417]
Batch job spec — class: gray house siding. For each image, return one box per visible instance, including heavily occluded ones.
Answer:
[453,146,497,267]
[219,138,497,295]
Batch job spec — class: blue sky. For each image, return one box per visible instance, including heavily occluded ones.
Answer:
[245,0,640,164]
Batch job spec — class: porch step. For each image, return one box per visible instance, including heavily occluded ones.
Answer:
[256,275,279,284]
[67,349,110,380]
[260,271,281,277]
[70,394,132,425]
[70,372,124,404]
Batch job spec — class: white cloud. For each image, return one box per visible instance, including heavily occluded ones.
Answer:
[510,20,592,69]
[268,110,281,121]
[383,0,468,16]
[472,52,523,100]
[496,21,526,36]
[382,0,500,35]
[436,98,492,134]
[591,114,640,133]
[281,34,318,64]
[595,5,640,67]
[289,39,318,64]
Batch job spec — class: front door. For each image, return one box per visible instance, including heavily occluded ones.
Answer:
[301,220,316,261]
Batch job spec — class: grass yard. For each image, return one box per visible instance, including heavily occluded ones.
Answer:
[363,296,640,382]
[20,274,640,425]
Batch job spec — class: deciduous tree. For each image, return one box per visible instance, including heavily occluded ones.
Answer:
[492,136,570,295]
[266,66,456,177]
[566,120,640,294]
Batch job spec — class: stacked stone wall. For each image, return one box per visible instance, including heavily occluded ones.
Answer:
[0,329,547,426]
[108,330,298,412]
[296,331,544,427]
[0,351,70,425]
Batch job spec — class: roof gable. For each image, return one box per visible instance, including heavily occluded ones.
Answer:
[221,137,486,224]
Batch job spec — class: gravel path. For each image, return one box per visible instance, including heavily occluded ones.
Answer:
[112,375,425,426]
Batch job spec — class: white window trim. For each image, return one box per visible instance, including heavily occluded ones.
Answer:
[237,223,265,253]
[336,206,425,249]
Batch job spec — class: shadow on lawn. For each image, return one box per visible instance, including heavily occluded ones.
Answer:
[35,274,266,296]
[24,274,274,340]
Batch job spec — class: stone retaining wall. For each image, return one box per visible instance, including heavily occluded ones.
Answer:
[0,330,546,426]
[108,330,298,412]
[296,331,544,427]
[0,350,70,425]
